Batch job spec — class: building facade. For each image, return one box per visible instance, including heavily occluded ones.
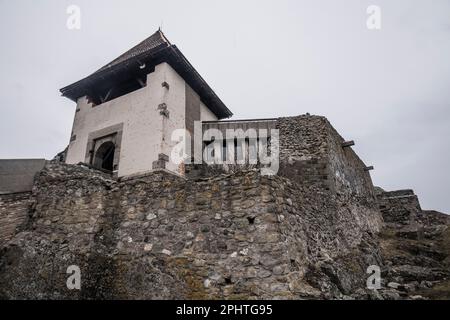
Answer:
[61,30,231,177]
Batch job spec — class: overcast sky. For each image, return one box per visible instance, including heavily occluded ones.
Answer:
[0,0,449,213]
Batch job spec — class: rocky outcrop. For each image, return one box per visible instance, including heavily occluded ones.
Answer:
[375,189,450,300]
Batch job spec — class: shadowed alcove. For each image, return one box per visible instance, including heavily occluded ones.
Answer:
[93,141,115,172]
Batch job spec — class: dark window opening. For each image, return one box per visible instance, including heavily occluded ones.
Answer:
[93,141,115,172]
[87,66,154,106]
[222,140,227,162]
[290,259,297,269]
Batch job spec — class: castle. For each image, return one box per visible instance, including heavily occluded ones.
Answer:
[58,29,370,183]
[0,30,448,300]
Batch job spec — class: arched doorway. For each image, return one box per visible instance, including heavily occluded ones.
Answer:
[93,141,115,172]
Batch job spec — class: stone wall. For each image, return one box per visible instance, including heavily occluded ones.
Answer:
[3,113,450,299]
[277,115,331,190]
[377,189,421,226]
[0,115,386,299]
[0,162,382,299]
[187,115,375,200]
[277,115,375,198]
[0,193,31,247]
[325,121,375,197]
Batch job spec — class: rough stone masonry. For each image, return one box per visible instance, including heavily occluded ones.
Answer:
[0,115,448,299]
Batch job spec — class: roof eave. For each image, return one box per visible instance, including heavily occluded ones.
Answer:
[60,44,233,120]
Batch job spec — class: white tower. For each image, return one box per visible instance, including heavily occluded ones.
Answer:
[61,30,232,177]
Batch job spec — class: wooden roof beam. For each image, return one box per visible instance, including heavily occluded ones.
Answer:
[342,140,355,148]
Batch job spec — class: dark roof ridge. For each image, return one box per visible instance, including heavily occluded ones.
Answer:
[95,29,170,74]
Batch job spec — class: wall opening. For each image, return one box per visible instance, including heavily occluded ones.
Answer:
[93,141,115,172]
[85,124,123,176]
[87,66,154,106]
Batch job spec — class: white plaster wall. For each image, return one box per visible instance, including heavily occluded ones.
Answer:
[200,101,218,121]
[66,62,187,177]
[158,63,188,174]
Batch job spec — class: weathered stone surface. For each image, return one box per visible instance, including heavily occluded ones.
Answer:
[0,192,31,247]
[0,115,448,300]
[377,189,421,226]
[0,160,382,299]
[377,188,450,300]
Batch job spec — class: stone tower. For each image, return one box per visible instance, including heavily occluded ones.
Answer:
[60,30,232,177]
